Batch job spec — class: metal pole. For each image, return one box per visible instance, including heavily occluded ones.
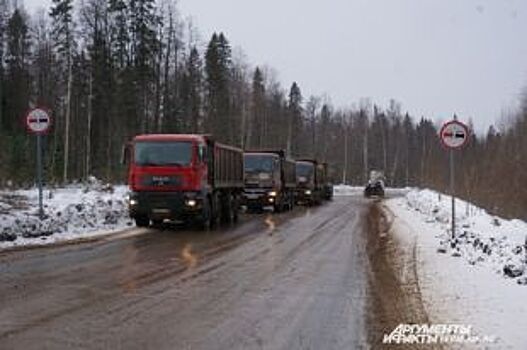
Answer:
[342,126,348,184]
[450,149,455,240]
[37,134,44,220]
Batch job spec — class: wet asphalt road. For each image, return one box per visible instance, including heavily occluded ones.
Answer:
[0,196,376,350]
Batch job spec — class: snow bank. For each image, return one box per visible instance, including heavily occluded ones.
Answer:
[0,177,132,249]
[404,189,527,282]
[387,189,527,349]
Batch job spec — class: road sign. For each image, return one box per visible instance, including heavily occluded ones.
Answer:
[439,120,469,149]
[26,107,52,220]
[439,118,470,243]
[26,108,52,134]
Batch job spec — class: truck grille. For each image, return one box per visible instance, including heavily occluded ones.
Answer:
[142,175,181,187]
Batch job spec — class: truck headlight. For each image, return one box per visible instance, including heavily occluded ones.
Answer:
[268,191,277,197]
[129,198,138,206]
[186,199,197,207]
[305,190,312,195]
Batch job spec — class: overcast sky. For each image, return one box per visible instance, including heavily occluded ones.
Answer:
[26,0,527,132]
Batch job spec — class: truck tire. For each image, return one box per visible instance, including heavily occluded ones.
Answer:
[196,199,212,230]
[221,195,235,224]
[135,216,150,228]
[232,195,239,222]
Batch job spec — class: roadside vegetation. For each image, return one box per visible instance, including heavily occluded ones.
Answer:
[0,0,525,219]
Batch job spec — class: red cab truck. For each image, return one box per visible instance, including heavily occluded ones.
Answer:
[125,134,244,228]
[242,150,296,212]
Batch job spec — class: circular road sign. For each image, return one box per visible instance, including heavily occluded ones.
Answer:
[26,108,52,134]
[440,120,469,149]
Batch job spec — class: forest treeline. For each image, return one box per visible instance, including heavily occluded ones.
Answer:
[0,0,525,219]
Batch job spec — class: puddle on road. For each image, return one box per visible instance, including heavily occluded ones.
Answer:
[181,243,198,268]
[265,215,276,234]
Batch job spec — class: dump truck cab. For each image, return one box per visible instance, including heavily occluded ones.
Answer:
[125,134,243,228]
[295,160,323,205]
[243,150,296,212]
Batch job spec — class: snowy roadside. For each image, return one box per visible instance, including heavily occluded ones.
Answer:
[333,184,410,197]
[333,184,364,196]
[0,177,133,250]
[386,189,527,349]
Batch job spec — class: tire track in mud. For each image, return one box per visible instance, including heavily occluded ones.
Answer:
[366,202,444,350]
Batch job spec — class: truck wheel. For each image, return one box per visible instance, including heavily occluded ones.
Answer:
[232,195,239,222]
[221,195,235,224]
[274,198,284,213]
[196,199,212,230]
[152,219,163,227]
[289,193,295,210]
[135,216,150,228]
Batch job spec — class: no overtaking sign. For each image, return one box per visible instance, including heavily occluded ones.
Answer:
[439,118,470,242]
[26,107,52,220]
[440,120,469,149]
[26,108,52,134]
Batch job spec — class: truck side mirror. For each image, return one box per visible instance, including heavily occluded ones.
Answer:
[122,143,131,165]
[198,144,206,163]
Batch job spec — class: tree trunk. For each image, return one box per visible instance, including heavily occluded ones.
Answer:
[63,57,72,183]
[286,113,293,156]
[342,124,348,184]
[363,120,369,183]
[85,70,93,180]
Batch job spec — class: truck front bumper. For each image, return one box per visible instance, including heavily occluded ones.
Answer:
[242,189,278,209]
[128,191,205,221]
[295,188,316,205]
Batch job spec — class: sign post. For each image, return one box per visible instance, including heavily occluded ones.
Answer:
[26,108,52,220]
[439,119,469,240]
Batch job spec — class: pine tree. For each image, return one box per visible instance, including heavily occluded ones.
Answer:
[50,0,74,182]
[129,0,159,133]
[4,8,31,133]
[305,96,320,158]
[183,46,203,133]
[205,32,232,142]
[249,66,265,148]
[4,8,31,182]
[0,0,9,132]
[287,82,302,156]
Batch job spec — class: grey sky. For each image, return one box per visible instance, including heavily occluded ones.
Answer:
[26,0,527,132]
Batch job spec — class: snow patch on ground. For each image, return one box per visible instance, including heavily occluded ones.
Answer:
[0,177,132,250]
[405,189,527,281]
[387,189,527,349]
[333,184,410,197]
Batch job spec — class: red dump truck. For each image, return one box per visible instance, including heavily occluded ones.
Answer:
[124,134,244,228]
[242,150,296,212]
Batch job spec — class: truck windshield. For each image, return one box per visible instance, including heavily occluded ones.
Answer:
[244,155,276,173]
[134,141,193,166]
[296,162,314,178]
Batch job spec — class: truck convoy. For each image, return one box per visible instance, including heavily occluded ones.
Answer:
[295,159,326,206]
[242,150,296,212]
[125,134,244,228]
[124,133,335,227]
